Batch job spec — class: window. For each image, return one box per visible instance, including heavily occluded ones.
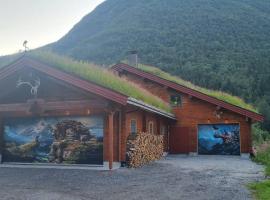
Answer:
[148,121,154,134]
[170,95,182,107]
[130,119,137,134]
[160,125,167,135]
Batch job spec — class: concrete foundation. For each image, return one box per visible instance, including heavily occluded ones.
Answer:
[241,153,250,159]
[189,152,198,156]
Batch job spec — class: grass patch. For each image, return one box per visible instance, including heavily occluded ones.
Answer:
[252,145,270,176]
[250,140,270,200]
[249,180,270,200]
[137,63,257,113]
[27,51,171,113]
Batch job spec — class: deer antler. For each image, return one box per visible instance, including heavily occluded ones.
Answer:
[16,76,41,97]
[16,77,33,88]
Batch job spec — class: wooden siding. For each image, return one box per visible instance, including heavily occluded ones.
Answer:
[118,72,252,153]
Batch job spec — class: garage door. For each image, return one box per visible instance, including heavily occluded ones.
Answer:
[3,116,104,164]
[198,124,240,155]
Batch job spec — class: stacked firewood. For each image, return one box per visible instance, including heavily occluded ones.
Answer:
[126,133,164,168]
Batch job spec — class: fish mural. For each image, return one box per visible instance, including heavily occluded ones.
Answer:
[198,124,240,155]
[3,116,104,164]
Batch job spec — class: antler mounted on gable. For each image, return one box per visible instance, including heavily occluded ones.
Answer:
[16,75,41,98]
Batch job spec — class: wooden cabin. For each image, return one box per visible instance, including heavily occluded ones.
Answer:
[111,63,264,156]
[0,53,264,169]
[0,55,174,169]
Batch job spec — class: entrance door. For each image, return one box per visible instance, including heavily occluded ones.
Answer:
[169,127,189,154]
[3,116,104,164]
[198,124,240,155]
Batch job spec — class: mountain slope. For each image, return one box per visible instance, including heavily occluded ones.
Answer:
[50,0,270,129]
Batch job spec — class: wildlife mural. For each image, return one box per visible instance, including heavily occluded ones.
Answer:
[198,124,240,155]
[3,116,104,164]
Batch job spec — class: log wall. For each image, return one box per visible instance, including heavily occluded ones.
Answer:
[121,72,252,153]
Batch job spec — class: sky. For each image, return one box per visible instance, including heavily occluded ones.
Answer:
[0,0,105,56]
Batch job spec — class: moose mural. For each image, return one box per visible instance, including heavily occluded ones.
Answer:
[198,124,240,155]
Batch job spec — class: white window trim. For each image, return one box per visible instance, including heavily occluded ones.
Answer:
[148,121,154,134]
[130,119,137,134]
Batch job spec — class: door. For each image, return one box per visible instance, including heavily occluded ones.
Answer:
[3,116,104,164]
[169,127,189,154]
[198,124,240,155]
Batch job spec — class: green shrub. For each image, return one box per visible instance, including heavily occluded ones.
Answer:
[252,124,270,146]
[253,146,270,176]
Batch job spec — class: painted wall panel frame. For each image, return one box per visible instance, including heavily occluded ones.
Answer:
[2,115,105,165]
[197,123,241,155]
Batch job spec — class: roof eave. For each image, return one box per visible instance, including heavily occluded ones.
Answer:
[127,97,176,120]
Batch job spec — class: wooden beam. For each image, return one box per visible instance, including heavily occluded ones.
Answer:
[0,100,108,113]
[108,111,115,170]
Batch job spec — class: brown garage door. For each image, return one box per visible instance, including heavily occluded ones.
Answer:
[169,127,189,154]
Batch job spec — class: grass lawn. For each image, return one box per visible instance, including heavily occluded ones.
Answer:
[249,145,270,200]
[249,180,270,200]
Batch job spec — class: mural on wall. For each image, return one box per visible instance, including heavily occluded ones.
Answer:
[198,124,240,155]
[3,116,104,164]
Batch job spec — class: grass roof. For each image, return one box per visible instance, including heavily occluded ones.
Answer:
[137,63,258,113]
[0,51,257,114]
[24,51,170,113]
[0,53,23,68]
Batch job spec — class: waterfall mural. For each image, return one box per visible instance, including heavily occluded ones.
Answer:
[198,124,240,155]
[3,116,104,164]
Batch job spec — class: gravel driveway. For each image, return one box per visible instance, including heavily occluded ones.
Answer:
[0,155,264,200]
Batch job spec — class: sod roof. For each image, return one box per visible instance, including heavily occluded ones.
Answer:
[0,51,171,113]
[136,63,258,113]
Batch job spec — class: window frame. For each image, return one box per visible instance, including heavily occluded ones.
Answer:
[160,125,167,135]
[130,119,137,135]
[170,94,182,107]
[148,121,154,134]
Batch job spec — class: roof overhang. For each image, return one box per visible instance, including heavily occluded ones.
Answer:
[127,97,176,120]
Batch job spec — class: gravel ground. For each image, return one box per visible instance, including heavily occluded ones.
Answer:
[0,155,264,200]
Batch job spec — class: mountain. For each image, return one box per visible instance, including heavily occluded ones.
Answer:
[49,0,270,130]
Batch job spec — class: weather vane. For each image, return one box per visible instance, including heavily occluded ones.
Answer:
[23,40,29,52]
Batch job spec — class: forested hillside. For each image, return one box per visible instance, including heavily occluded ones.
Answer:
[49,0,270,130]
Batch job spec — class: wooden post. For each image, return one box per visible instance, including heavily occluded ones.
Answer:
[142,112,146,132]
[108,111,114,170]
[0,117,3,163]
[118,111,122,162]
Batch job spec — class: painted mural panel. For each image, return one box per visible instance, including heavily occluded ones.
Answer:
[198,124,240,155]
[3,116,104,164]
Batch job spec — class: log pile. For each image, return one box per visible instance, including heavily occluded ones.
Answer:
[126,133,164,168]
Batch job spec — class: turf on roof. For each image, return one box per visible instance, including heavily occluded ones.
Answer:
[25,51,171,113]
[0,53,23,68]
[137,63,257,113]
